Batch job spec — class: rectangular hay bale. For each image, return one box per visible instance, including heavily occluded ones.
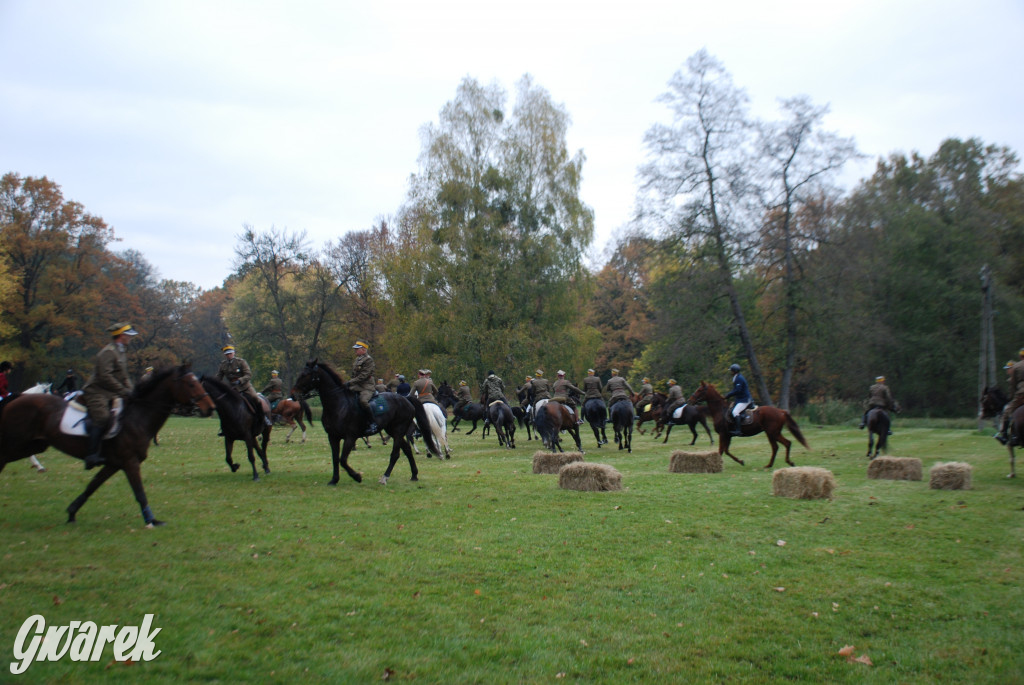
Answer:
[772,466,836,500]
[558,462,622,491]
[669,450,723,473]
[867,456,922,481]
[929,461,973,490]
[532,451,585,474]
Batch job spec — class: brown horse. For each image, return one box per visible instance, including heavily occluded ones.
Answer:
[0,365,215,525]
[687,381,809,468]
[1005,404,1024,478]
[533,400,583,453]
[272,397,312,443]
[633,392,665,435]
[656,403,715,445]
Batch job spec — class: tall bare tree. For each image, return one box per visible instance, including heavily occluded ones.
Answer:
[638,49,771,403]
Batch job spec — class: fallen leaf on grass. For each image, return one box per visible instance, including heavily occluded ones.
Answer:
[382,667,395,680]
[776,540,786,547]
[773,587,785,592]
[853,654,873,666]
[837,645,856,657]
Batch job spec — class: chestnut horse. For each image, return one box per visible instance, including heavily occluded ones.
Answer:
[533,400,583,453]
[0,365,215,525]
[271,396,312,443]
[633,392,666,435]
[687,381,809,468]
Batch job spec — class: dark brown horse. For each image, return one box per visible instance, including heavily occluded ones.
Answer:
[292,360,437,485]
[633,392,665,435]
[533,400,583,453]
[271,396,313,443]
[0,365,215,525]
[610,399,634,453]
[487,401,516,449]
[865,407,890,459]
[687,381,809,468]
[656,403,715,445]
[202,376,272,481]
[980,385,1008,428]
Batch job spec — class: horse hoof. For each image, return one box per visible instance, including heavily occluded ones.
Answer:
[146,519,166,528]
[1008,473,1017,479]
[378,476,388,485]
[230,463,240,472]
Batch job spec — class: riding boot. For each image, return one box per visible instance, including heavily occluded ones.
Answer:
[83,424,106,470]
[730,415,742,436]
[995,416,1009,444]
[858,411,867,429]
[264,411,273,427]
[365,422,379,436]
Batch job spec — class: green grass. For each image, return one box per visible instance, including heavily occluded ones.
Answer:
[1,417,1023,683]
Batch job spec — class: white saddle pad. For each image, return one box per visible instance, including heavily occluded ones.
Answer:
[672,403,687,420]
[60,398,123,438]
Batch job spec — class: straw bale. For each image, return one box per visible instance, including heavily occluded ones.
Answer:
[669,450,723,473]
[928,461,973,490]
[772,467,836,500]
[532,451,584,474]
[558,462,622,492]
[867,456,922,481]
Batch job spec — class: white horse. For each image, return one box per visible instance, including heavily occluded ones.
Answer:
[422,401,451,459]
[20,382,51,472]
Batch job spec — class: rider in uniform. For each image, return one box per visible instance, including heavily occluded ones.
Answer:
[552,370,583,424]
[81,323,137,470]
[217,345,272,427]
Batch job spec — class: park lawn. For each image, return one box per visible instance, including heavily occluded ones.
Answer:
[1,416,1022,683]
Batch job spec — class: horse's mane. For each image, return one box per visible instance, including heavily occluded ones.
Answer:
[200,374,232,395]
[310,360,346,387]
[131,366,179,400]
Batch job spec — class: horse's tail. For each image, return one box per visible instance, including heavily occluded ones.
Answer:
[785,412,810,449]
[410,398,440,457]
[299,396,313,423]
[533,403,553,446]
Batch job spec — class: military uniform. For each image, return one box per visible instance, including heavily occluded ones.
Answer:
[347,349,376,409]
[603,373,634,408]
[455,382,473,413]
[413,373,438,405]
[530,374,551,402]
[552,376,582,408]
[582,373,604,400]
[635,380,654,412]
[82,341,133,428]
[663,381,686,420]
[481,373,507,405]
[262,375,284,406]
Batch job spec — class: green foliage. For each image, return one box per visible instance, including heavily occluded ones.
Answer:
[1,419,1022,682]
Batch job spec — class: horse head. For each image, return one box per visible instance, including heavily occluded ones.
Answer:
[170,365,216,416]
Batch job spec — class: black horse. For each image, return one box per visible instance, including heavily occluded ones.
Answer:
[487,401,516,449]
[583,398,608,447]
[0,365,215,525]
[610,399,634,453]
[292,360,437,485]
[436,382,456,415]
[451,402,486,434]
[865,407,890,459]
[511,405,534,441]
[658,403,715,445]
[201,376,272,480]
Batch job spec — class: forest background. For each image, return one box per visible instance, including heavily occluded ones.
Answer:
[3,51,1023,418]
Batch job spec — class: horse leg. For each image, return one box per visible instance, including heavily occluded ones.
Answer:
[66,464,119,523]
[1008,445,1016,479]
[285,424,296,443]
[702,418,714,445]
[571,427,583,453]
[122,458,164,527]
[600,423,608,445]
[297,417,307,443]
[225,438,240,473]
[29,455,46,472]
[662,424,673,444]
[867,432,875,459]
[778,434,794,466]
[719,435,744,466]
[259,428,271,474]
[338,436,362,483]
[245,441,260,481]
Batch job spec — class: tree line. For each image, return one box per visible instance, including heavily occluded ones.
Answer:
[2,51,1022,418]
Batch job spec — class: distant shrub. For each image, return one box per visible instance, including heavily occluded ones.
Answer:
[796,398,860,426]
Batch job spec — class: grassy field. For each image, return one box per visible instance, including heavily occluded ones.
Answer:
[1,414,1022,683]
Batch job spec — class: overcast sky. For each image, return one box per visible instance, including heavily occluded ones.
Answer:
[2,0,1022,290]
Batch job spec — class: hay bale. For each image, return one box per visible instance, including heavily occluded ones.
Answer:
[772,467,836,500]
[558,462,622,492]
[929,461,973,490]
[532,451,585,474]
[867,456,922,481]
[669,450,723,473]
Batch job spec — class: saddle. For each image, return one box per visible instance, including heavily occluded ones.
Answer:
[61,396,124,439]
[370,394,389,416]
[738,404,758,424]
